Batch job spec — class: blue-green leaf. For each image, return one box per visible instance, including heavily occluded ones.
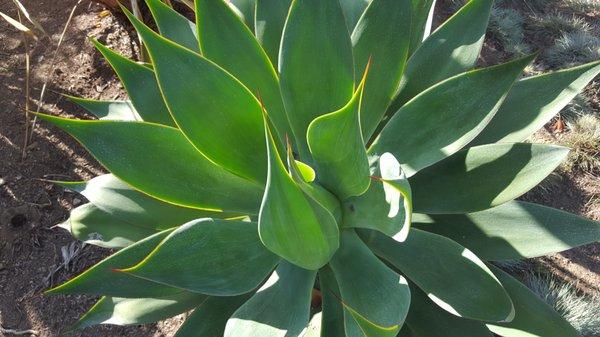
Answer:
[407,0,436,54]
[255,0,292,68]
[362,229,514,322]
[340,0,370,32]
[125,9,267,184]
[410,143,569,214]
[259,119,339,270]
[91,39,174,126]
[175,295,251,337]
[329,230,411,337]
[122,219,279,296]
[279,0,354,160]
[66,96,140,121]
[224,262,316,337]
[145,0,199,51]
[371,54,535,177]
[413,201,600,260]
[307,70,370,199]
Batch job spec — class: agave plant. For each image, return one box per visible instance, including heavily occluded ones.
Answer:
[39,0,600,336]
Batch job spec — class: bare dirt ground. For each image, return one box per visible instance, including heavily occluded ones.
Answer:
[0,0,598,336]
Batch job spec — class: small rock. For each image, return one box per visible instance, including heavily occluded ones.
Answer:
[0,177,5,186]
[73,198,82,206]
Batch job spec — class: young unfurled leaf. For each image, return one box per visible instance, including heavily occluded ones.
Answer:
[259,118,340,270]
[307,66,371,200]
[343,153,412,242]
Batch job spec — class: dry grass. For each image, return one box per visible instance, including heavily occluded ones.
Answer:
[560,115,600,174]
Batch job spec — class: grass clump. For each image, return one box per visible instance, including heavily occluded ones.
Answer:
[560,115,600,174]
[563,0,600,14]
[522,273,600,337]
[529,13,591,40]
[545,31,600,68]
[488,6,531,55]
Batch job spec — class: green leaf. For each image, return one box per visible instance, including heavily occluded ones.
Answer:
[307,70,370,199]
[91,39,174,126]
[224,261,316,337]
[319,267,346,337]
[340,0,370,32]
[397,286,494,337]
[36,115,263,213]
[123,219,279,296]
[175,295,251,337]
[361,229,514,322]
[47,229,183,298]
[471,60,600,145]
[413,200,600,260]
[329,230,411,337]
[72,293,206,330]
[63,203,157,249]
[125,9,267,184]
[196,0,291,145]
[66,96,140,121]
[279,0,354,160]
[407,0,436,54]
[61,174,239,233]
[371,54,535,177]
[255,0,292,68]
[259,120,339,270]
[145,0,199,51]
[487,266,580,337]
[410,143,569,214]
[352,0,411,140]
[389,0,493,112]
[229,0,256,30]
[343,153,412,241]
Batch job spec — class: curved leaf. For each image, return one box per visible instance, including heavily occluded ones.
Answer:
[66,96,140,121]
[371,54,535,177]
[123,219,279,296]
[61,174,238,231]
[319,267,346,337]
[145,0,198,51]
[225,262,316,337]
[175,295,251,337]
[413,201,600,260]
[410,143,569,214]
[47,229,182,298]
[389,0,493,112]
[196,0,291,143]
[329,230,411,337]
[343,153,412,241]
[352,0,411,140]
[340,0,370,32]
[35,115,263,213]
[91,39,174,126]
[487,266,580,337]
[361,229,514,322]
[125,9,267,184]
[73,294,206,330]
[279,0,354,160]
[397,286,494,337]
[471,60,600,145]
[407,0,436,54]
[63,203,157,249]
[229,0,256,30]
[259,120,339,270]
[307,70,370,199]
[255,0,292,68]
